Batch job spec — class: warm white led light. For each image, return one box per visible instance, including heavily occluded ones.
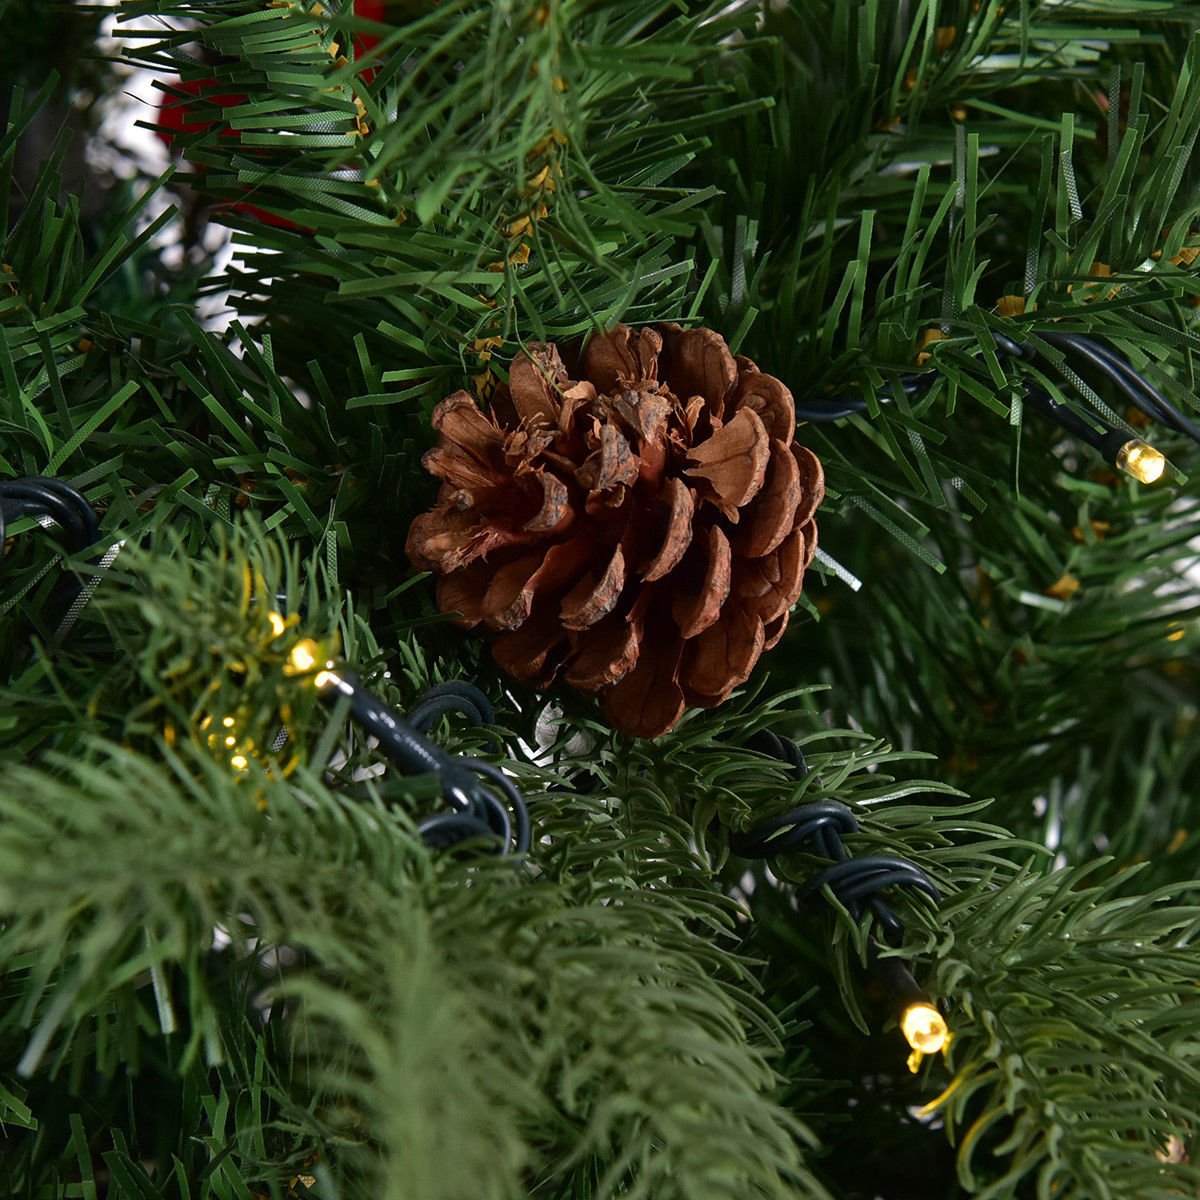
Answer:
[1116,439,1166,485]
[288,639,321,674]
[901,1002,950,1055]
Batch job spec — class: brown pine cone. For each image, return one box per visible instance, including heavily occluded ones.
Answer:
[405,324,824,738]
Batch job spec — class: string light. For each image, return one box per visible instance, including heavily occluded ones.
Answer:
[901,1002,951,1072]
[1115,439,1167,484]
[277,634,531,853]
[730,735,949,1072]
[794,330,1191,485]
[286,638,323,675]
[864,952,953,1072]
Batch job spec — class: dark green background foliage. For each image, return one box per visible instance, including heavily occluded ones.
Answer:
[1,1,1198,1196]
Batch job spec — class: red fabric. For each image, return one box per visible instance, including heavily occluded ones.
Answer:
[354,0,387,83]
[156,79,246,144]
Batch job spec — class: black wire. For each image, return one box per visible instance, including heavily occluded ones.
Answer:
[417,810,498,849]
[326,674,531,856]
[795,373,929,422]
[1040,331,1200,444]
[408,681,495,731]
[0,477,100,555]
[1,477,106,649]
[728,734,938,945]
[1020,384,1112,455]
[796,330,1200,451]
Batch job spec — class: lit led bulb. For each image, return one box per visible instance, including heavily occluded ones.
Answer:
[901,1002,951,1073]
[1116,439,1166,484]
[901,1002,949,1055]
[286,637,338,690]
[287,638,322,675]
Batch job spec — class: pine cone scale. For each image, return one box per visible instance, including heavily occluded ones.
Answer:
[492,614,564,687]
[642,477,694,582]
[672,525,732,639]
[565,615,640,692]
[602,633,686,737]
[508,348,564,426]
[561,544,625,630]
[407,323,825,737]
[791,445,826,527]
[481,539,591,632]
[684,407,770,517]
[732,360,796,443]
[523,472,573,533]
[685,603,764,701]
[733,439,802,558]
[736,529,805,625]
[433,391,506,453]
[659,325,738,416]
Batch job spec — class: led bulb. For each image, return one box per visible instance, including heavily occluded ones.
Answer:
[901,1002,950,1056]
[268,611,287,638]
[288,639,321,675]
[1116,439,1166,485]
[230,754,250,772]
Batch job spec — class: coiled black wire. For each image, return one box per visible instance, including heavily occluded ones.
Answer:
[402,679,531,855]
[0,477,100,557]
[729,735,938,943]
[322,670,530,854]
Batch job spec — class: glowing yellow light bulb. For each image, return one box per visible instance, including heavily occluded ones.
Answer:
[288,638,321,675]
[268,611,287,638]
[230,754,250,771]
[314,668,337,690]
[224,735,237,748]
[1116,439,1166,484]
[901,1002,950,1056]
[221,716,236,729]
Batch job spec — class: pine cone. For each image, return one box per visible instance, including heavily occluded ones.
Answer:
[405,324,824,738]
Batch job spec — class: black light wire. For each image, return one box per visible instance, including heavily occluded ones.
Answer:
[797,328,1200,456]
[1,476,107,645]
[1037,330,1200,444]
[730,734,939,943]
[729,733,944,1033]
[2,476,529,856]
[0,477,101,559]
[317,669,531,855]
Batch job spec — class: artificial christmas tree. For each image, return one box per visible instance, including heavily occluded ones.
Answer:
[1,2,1199,1198]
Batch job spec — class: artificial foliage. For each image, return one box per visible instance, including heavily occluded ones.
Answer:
[1,2,1199,1198]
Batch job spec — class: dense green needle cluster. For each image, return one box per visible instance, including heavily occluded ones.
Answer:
[1,1,1199,1197]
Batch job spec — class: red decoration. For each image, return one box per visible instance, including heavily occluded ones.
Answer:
[155,0,385,230]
